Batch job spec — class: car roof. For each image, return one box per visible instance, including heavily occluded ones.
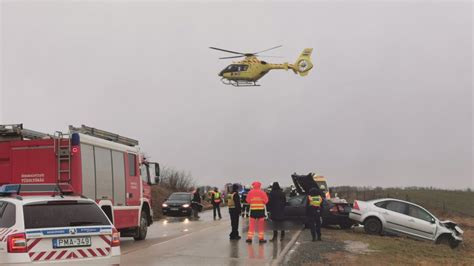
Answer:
[372,198,435,214]
[0,195,95,205]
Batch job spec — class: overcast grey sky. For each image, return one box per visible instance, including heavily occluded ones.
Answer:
[1,1,472,189]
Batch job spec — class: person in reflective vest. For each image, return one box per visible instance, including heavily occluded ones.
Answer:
[306,187,325,241]
[227,184,242,240]
[246,181,269,243]
[211,187,222,220]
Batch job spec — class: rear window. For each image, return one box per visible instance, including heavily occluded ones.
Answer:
[0,202,16,227]
[23,202,110,229]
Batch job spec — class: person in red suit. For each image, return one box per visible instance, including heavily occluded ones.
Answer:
[246,181,269,243]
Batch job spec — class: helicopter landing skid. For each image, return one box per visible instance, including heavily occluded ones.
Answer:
[221,78,260,87]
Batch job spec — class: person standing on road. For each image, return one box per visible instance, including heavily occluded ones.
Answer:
[227,183,242,240]
[306,187,325,241]
[267,182,286,241]
[191,187,202,219]
[241,186,250,218]
[211,187,222,220]
[246,181,269,244]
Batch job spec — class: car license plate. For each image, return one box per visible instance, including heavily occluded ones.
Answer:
[170,208,179,211]
[53,237,91,249]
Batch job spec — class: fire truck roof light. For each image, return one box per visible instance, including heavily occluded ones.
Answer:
[71,133,80,146]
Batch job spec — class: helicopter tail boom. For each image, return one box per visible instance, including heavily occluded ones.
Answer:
[293,48,314,76]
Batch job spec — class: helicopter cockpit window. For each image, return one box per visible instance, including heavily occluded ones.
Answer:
[222,64,247,73]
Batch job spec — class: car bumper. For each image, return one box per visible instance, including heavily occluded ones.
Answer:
[162,207,192,216]
[348,211,362,223]
[2,254,120,265]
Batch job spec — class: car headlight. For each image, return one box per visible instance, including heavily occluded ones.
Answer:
[182,204,190,208]
[162,203,168,207]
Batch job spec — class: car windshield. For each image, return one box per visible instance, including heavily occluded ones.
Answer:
[23,201,110,229]
[169,193,190,201]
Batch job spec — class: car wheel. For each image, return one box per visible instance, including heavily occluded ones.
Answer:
[436,234,459,249]
[449,238,460,249]
[364,217,382,235]
[134,211,148,241]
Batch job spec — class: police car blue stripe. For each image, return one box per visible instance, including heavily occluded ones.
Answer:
[26,226,112,236]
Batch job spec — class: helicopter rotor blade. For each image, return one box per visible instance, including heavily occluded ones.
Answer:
[209,47,245,55]
[219,55,246,59]
[256,55,284,58]
[254,45,283,55]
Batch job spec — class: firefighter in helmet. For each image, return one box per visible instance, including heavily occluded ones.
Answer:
[246,181,269,243]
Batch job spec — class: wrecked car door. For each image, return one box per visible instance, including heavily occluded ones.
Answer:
[405,204,437,240]
[376,200,411,235]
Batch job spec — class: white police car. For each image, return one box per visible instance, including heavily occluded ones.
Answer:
[0,184,120,264]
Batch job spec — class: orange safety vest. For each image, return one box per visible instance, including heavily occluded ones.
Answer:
[227,192,236,208]
[249,196,266,210]
[308,195,322,208]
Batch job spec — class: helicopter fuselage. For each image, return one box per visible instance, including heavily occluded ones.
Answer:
[219,56,297,83]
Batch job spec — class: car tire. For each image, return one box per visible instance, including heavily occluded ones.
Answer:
[449,238,460,249]
[436,234,459,249]
[134,211,148,241]
[364,217,382,235]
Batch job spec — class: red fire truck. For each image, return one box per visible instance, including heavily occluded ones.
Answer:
[0,124,160,240]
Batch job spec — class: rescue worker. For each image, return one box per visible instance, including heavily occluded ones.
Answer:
[227,183,242,240]
[267,182,286,241]
[241,186,250,218]
[191,187,202,219]
[246,181,269,244]
[211,187,222,220]
[307,187,325,241]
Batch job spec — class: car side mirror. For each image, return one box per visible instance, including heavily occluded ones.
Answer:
[154,163,160,177]
[430,218,436,224]
[147,162,160,185]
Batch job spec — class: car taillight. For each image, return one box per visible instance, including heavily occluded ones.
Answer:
[353,201,360,210]
[7,233,27,253]
[111,228,120,247]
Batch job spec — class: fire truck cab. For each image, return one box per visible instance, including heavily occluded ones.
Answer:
[0,124,160,241]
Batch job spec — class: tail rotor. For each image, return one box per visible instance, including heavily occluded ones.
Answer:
[294,48,314,76]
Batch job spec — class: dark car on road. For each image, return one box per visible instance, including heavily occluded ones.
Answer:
[284,174,355,229]
[162,192,193,217]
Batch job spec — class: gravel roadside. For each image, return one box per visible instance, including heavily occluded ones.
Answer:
[282,228,350,266]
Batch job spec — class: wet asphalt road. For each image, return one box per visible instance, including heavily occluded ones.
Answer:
[120,207,302,265]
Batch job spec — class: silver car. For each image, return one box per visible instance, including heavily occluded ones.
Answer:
[349,198,463,248]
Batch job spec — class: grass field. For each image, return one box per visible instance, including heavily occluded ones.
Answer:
[333,187,474,217]
[290,189,474,265]
[291,215,474,265]
[326,215,474,265]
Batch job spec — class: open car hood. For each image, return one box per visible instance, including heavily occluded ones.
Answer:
[291,173,320,195]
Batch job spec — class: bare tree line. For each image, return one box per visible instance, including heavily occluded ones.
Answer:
[159,166,196,192]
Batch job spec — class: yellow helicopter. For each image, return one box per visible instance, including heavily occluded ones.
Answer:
[210,45,314,86]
